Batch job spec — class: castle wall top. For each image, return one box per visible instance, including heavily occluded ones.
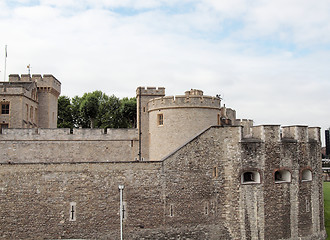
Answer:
[136,87,165,96]
[0,128,138,141]
[245,125,320,143]
[148,94,221,111]
[8,74,61,95]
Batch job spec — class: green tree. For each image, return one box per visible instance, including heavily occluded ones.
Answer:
[80,93,100,128]
[121,97,137,128]
[57,96,73,128]
[57,91,137,129]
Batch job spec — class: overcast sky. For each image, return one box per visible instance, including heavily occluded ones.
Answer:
[1,0,329,145]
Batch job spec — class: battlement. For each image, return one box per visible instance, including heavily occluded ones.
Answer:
[244,125,320,143]
[236,119,253,125]
[136,87,165,96]
[35,74,61,96]
[0,128,138,141]
[148,95,221,111]
[8,74,61,96]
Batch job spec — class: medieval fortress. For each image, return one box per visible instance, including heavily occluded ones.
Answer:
[0,74,326,239]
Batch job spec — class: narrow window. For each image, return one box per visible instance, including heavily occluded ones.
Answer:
[217,113,220,125]
[204,202,209,215]
[274,170,291,183]
[143,107,146,113]
[302,169,312,182]
[241,171,260,184]
[26,104,29,120]
[157,114,164,126]
[169,204,174,217]
[306,197,310,212]
[131,140,134,147]
[69,202,76,221]
[30,106,33,121]
[1,103,9,114]
[213,166,218,178]
[35,108,38,125]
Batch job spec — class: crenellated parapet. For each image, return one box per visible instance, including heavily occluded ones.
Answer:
[136,87,165,96]
[243,125,320,143]
[148,95,221,111]
[35,74,61,97]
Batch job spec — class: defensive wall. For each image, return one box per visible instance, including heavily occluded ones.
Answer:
[0,125,325,239]
[0,128,139,163]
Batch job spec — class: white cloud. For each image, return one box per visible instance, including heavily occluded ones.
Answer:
[1,0,330,144]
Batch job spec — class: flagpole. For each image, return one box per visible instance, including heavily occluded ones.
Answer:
[4,45,7,81]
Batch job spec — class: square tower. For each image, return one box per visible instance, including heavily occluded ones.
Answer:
[136,87,165,161]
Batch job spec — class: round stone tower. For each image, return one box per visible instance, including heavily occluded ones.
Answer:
[148,89,221,160]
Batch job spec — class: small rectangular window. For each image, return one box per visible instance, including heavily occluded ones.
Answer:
[158,114,164,126]
[69,202,76,221]
[213,166,218,178]
[26,104,29,120]
[30,107,34,122]
[35,108,38,125]
[204,202,209,215]
[1,103,9,114]
[169,204,174,217]
[306,197,310,212]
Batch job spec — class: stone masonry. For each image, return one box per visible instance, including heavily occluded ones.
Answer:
[0,81,326,239]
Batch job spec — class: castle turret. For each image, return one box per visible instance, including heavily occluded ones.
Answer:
[34,74,61,128]
[148,89,221,160]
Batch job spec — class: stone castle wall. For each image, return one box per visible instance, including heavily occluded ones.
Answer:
[0,128,139,163]
[0,125,325,239]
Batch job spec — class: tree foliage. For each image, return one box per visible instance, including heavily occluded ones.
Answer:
[57,91,137,129]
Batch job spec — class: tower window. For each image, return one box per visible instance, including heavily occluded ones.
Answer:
[241,171,260,184]
[157,114,164,126]
[274,169,291,183]
[1,103,9,114]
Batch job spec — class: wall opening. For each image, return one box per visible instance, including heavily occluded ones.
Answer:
[302,169,312,182]
[274,169,291,183]
[213,166,218,178]
[169,204,174,217]
[69,202,76,221]
[204,202,209,215]
[1,102,9,115]
[241,171,260,184]
[157,113,164,126]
